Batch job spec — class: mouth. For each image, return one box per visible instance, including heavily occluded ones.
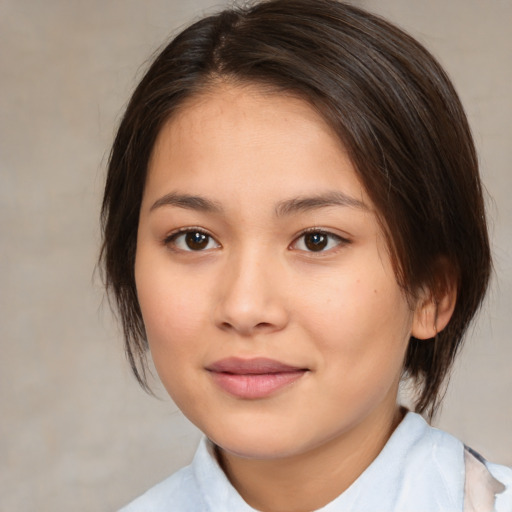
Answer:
[206,357,308,399]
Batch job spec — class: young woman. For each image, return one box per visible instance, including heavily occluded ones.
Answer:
[100,1,512,510]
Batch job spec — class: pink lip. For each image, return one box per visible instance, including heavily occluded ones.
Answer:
[206,357,308,399]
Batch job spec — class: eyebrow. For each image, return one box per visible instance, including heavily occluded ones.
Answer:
[150,192,223,213]
[275,191,368,217]
[149,190,368,216]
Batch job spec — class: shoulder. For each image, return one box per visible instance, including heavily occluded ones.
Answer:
[463,447,512,512]
[117,437,253,512]
[401,412,512,512]
[117,463,205,512]
[384,412,512,511]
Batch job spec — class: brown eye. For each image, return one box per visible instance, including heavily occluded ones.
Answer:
[292,230,348,253]
[185,231,209,250]
[304,232,328,251]
[166,229,220,251]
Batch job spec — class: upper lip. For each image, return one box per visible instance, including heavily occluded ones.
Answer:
[206,357,306,375]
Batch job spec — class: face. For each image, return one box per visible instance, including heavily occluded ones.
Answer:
[135,84,421,461]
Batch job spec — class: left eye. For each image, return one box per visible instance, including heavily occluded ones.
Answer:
[166,230,220,251]
[292,231,345,252]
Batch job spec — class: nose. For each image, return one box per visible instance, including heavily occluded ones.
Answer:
[214,250,289,336]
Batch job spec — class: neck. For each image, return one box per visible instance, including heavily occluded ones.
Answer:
[217,405,405,512]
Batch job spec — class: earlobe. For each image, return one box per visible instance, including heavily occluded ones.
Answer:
[411,282,457,340]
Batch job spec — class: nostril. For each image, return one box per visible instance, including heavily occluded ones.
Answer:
[214,288,289,335]
[218,320,279,335]
[255,322,273,329]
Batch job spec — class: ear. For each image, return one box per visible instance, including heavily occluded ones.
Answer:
[411,272,457,340]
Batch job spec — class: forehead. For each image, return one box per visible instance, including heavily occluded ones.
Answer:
[146,84,370,208]
[153,83,338,156]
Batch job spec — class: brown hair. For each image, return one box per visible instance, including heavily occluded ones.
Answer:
[100,0,491,418]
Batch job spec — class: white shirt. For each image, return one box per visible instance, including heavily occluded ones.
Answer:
[119,412,512,511]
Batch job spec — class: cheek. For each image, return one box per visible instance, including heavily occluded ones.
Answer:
[317,281,412,415]
[134,253,210,361]
[299,267,413,373]
[135,261,214,409]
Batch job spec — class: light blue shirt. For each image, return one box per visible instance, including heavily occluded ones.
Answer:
[119,412,512,511]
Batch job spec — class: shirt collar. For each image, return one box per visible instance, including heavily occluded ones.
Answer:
[192,411,465,512]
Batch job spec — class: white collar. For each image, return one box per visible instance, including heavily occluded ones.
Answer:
[192,411,466,511]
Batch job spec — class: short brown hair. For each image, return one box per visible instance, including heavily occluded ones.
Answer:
[100,0,491,418]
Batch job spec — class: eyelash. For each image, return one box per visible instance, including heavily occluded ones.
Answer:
[163,227,219,252]
[163,227,351,253]
[291,228,351,254]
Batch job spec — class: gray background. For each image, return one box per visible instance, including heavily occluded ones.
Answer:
[1,0,510,510]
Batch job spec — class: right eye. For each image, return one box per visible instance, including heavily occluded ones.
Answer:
[165,229,220,252]
[291,229,349,253]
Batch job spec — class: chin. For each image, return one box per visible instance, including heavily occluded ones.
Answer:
[217,437,302,460]
[204,419,316,461]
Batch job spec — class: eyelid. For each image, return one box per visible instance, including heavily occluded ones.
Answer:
[163,226,221,251]
[290,227,352,252]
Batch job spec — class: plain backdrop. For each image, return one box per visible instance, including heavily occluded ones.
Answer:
[1,0,511,510]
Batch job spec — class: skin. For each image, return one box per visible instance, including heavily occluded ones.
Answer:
[135,84,442,512]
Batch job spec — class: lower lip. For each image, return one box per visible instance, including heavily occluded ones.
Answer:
[209,370,306,399]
